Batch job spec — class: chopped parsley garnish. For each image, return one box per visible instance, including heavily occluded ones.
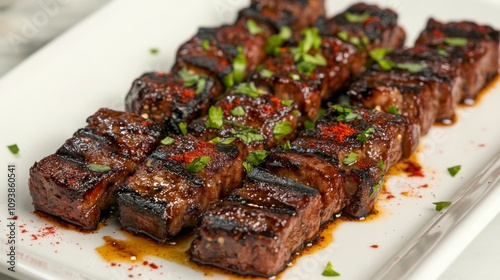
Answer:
[265,25,292,55]
[234,82,266,98]
[357,127,375,142]
[282,140,292,150]
[369,48,393,62]
[394,62,427,73]
[336,30,369,49]
[244,150,269,172]
[161,136,175,145]
[149,48,159,55]
[273,121,293,139]
[178,122,188,135]
[331,105,362,123]
[210,137,236,145]
[246,19,264,35]
[444,37,468,47]
[447,165,461,177]
[178,68,207,94]
[378,159,385,171]
[370,176,384,198]
[433,201,452,211]
[369,48,426,73]
[322,262,340,277]
[230,106,246,117]
[260,68,274,78]
[87,164,111,172]
[7,144,19,154]
[437,47,450,57]
[387,105,399,115]
[291,27,326,75]
[231,129,265,144]
[232,46,247,84]
[344,11,370,23]
[282,99,294,106]
[342,152,359,165]
[290,73,300,80]
[205,106,224,129]
[201,39,210,51]
[185,156,211,173]
[304,119,315,130]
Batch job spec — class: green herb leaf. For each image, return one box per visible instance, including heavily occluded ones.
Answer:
[210,137,236,144]
[344,12,370,23]
[161,136,175,145]
[433,201,452,211]
[369,48,393,61]
[357,127,375,142]
[205,106,224,129]
[243,162,253,173]
[447,165,461,177]
[265,26,292,55]
[378,159,386,171]
[246,19,264,35]
[387,105,399,115]
[223,73,234,88]
[437,47,450,57]
[178,122,188,135]
[318,107,327,119]
[303,53,327,66]
[282,140,292,150]
[245,150,270,166]
[282,100,294,106]
[178,68,206,95]
[290,73,301,80]
[185,156,211,173]
[395,62,427,73]
[296,61,317,75]
[232,129,265,144]
[87,164,111,172]
[202,39,210,51]
[234,82,266,98]
[304,119,315,130]
[273,121,293,138]
[444,37,468,47]
[260,68,274,78]
[150,48,159,55]
[337,30,349,41]
[195,78,207,94]
[331,105,362,123]
[342,152,359,165]
[230,106,246,117]
[370,180,383,198]
[232,46,247,84]
[7,144,19,154]
[322,262,340,277]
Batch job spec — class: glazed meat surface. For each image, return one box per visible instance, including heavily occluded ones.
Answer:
[125,71,220,132]
[29,108,164,229]
[191,168,322,277]
[117,135,244,241]
[415,18,499,102]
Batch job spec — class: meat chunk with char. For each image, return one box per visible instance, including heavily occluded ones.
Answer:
[125,71,220,132]
[188,84,299,157]
[415,18,499,102]
[190,167,322,277]
[116,135,244,241]
[29,108,164,229]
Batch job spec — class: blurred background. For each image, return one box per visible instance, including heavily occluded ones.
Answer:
[0,1,499,279]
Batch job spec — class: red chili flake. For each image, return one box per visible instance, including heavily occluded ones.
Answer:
[141,121,148,127]
[169,142,215,165]
[128,275,133,278]
[478,144,485,147]
[320,123,356,142]
[153,83,159,89]
[270,97,282,107]
[149,263,159,269]
[418,184,429,189]
[12,216,18,220]
[261,104,275,115]
[370,244,379,248]
[386,194,395,200]
[156,72,166,77]
[403,161,424,177]
[21,229,27,233]
[111,263,117,267]
[432,29,445,39]
[31,234,38,240]
[142,261,149,266]
[180,88,195,103]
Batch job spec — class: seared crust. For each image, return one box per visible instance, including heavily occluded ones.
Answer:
[29,109,165,229]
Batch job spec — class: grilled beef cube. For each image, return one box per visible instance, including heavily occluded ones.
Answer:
[191,168,322,277]
[238,0,325,33]
[348,69,435,136]
[125,71,220,132]
[188,86,299,156]
[415,18,499,102]
[174,24,267,88]
[230,167,322,241]
[29,109,164,229]
[190,200,300,277]
[116,135,244,241]
[316,3,405,51]
[265,149,346,223]
[296,106,413,166]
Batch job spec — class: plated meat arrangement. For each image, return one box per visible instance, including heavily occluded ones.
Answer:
[28,0,499,278]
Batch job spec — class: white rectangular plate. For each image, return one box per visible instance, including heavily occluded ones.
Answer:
[1,0,499,279]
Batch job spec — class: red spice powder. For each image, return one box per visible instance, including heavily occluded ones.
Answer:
[180,88,195,103]
[320,123,356,142]
[156,72,166,77]
[270,97,282,108]
[370,244,379,248]
[169,142,215,165]
[261,104,275,115]
[404,161,424,177]
[149,263,159,269]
